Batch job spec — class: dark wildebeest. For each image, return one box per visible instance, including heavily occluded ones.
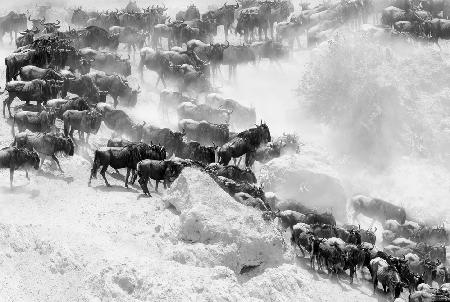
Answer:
[62,109,103,144]
[177,102,232,125]
[141,124,186,156]
[217,122,271,167]
[178,119,229,147]
[5,48,47,82]
[61,75,107,105]
[180,141,216,165]
[205,163,257,183]
[136,159,181,196]
[370,257,406,300]
[87,72,140,108]
[12,132,74,172]
[79,47,131,77]
[351,195,407,225]
[2,79,63,117]
[102,109,145,141]
[342,244,365,284]
[77,26,120,50]
[0,146,39,188]
[46,97,91,119]
[12,109,56,135]
[89,143,167,188]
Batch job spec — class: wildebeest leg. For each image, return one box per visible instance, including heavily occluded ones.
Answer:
[24,168,29,180]
[86,133,90,145]
[155,180,159,192]
[9,167,14,188]
[138,176,151,196]
[40,155,47,169]
[125,168,130,188]
[113,96,118,108]
[51,154,63,172]
[100,165,110,187]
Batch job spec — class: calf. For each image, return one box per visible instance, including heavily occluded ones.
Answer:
[136,159,181,196]
[0,146,39,188]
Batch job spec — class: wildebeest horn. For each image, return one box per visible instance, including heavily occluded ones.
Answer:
[373,227,377,232]
[223,40,230,48]
[55,19,60,25]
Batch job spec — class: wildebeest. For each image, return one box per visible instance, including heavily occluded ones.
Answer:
[305,212,337,226]
[318,238,346,275]
[204,2,239,40]
[89,143,167,188]
[12,132,74,172]
[142,124,186,156]
[351,195,407,225]
[178,119,229,147]
[176,4,201,21]
[251,40,289,61]
[159,89,196,119]
[205,163,257,183]
[2,79,63,117]
[18,65,64,82]
[80,47,131,77]
[5,48,47,82]
[0,11,27,43]
[61,75,107,105]
[108,26,147,56]
[76,26,120,50]
[15,27,40,48]
[291,222,314,257]
[0,146,39,188]
[12,109,56,135]
[180,141,216,164]
[46,97,91,119]
[381,6,408,27]
[178,102,232,126]
[205,93,256,130]
[370,257,406,300]
[88,72,139,108]
[218,121,271,167]
[136,159,181,196]
[221,44,256,80]
[214,175,267,209]
[102,109,145,141]
[138,47,207,87]
[273,209,306,231]
[63,109,103,144]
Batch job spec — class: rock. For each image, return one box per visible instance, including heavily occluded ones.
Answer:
[163,168,284,273]
[259,154,347,221]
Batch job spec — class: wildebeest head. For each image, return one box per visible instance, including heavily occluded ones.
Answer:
[164,160,183,182]
[257,121,271,143]
[86,110,103,133]
[64,137,75,156]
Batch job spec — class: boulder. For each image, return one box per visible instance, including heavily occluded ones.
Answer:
[259,154,347,221]
[163,168,284,273]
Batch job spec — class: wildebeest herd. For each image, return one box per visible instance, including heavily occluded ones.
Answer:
[0,1,449,301]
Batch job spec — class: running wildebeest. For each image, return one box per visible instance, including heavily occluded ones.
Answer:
[218,121,271,167]
[12,132,74,172]
[351,195,407,225]
[0,146,39,188]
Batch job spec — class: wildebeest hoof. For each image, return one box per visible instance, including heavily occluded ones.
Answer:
[106,183,111,187]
